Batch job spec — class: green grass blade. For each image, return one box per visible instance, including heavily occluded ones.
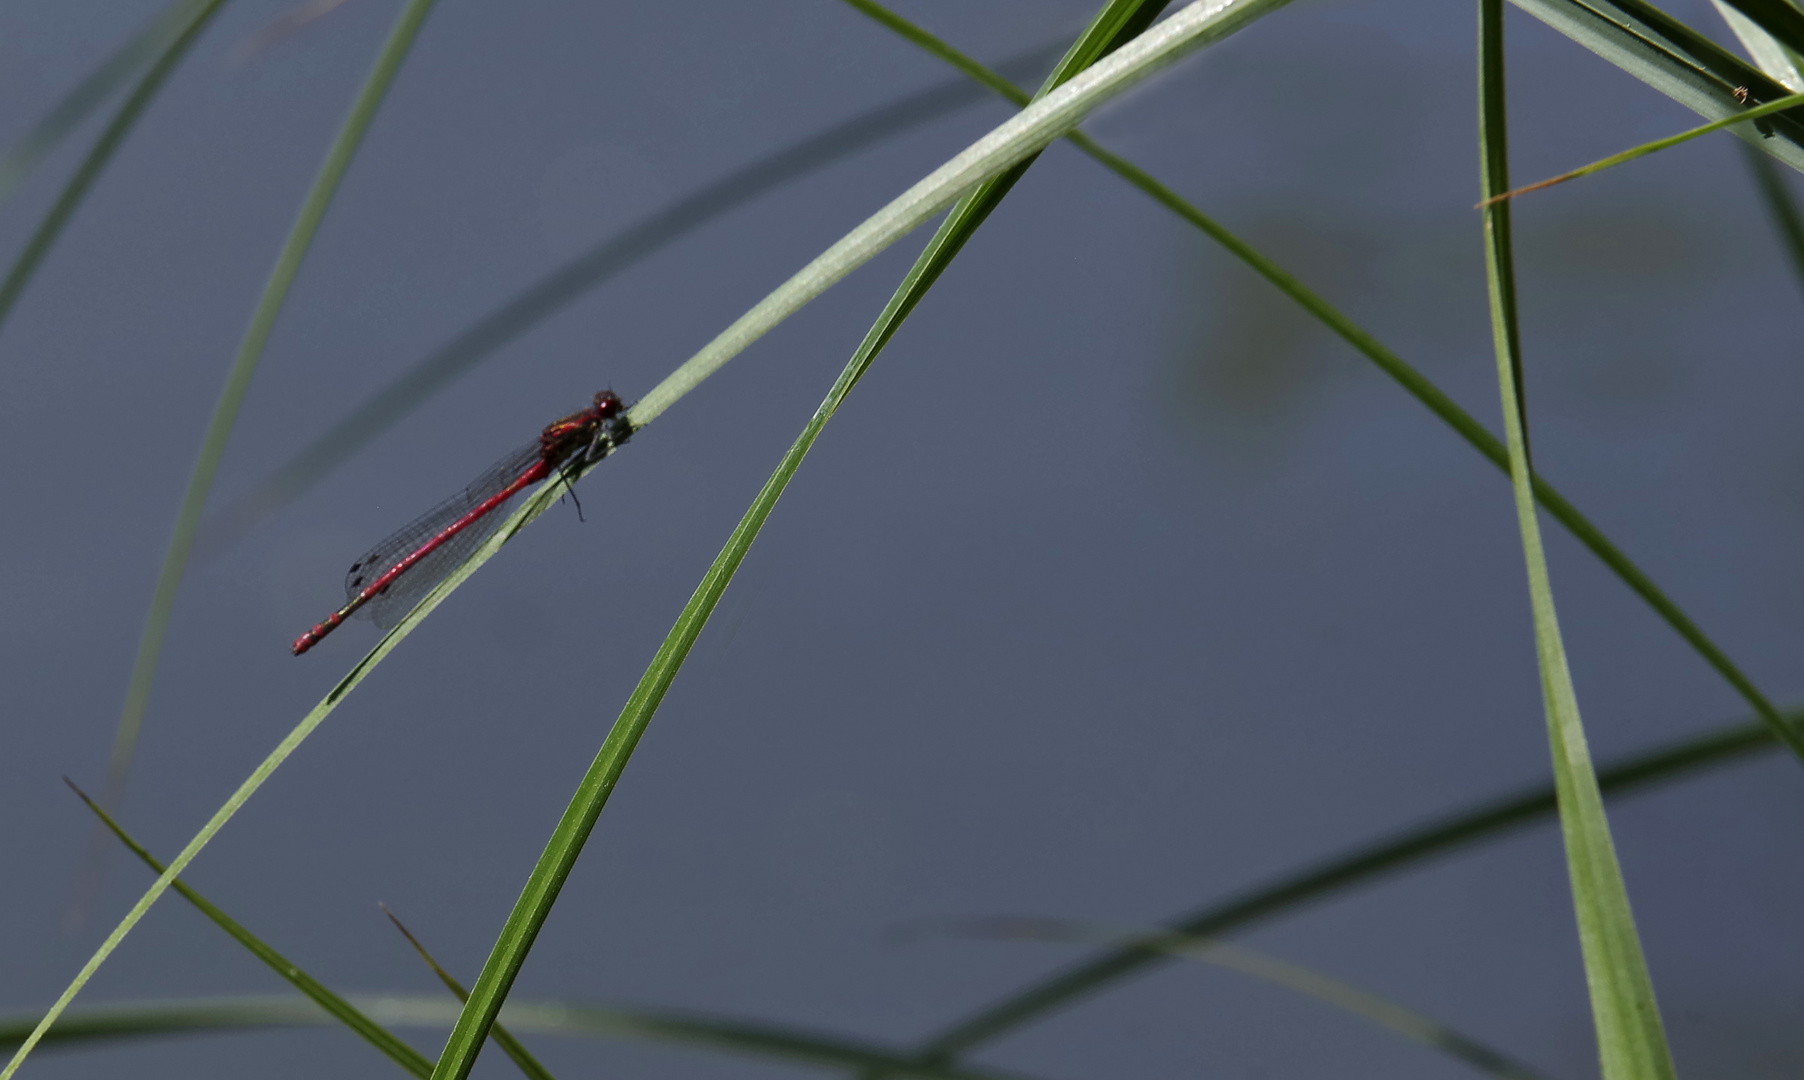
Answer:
[1713,0,1804,90]
[1714,0,1804,59]
[18,16,1287,1059]
[380,907,558,1080]
[67,782,434,1077]
[193,38,1071,557]
[0,996,1049,1080]
[86,0,443,904]
[908,710,1779,1059]
[852,0,1804,782]
[11,717,1777,1070]
[622,0,1291,429]
[936,918,1557,1080]
[5,8,445,1056]
[1480,89,1804,204]
[1510,0,1804,170]
[0,0,219,205]
[1480,3,1677,1076]
[424,5,1213,1075]
[0,0,231,337]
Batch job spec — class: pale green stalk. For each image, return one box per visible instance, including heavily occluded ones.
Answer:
[3,5,1295,1075]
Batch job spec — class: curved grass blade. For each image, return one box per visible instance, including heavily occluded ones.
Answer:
[0,0,232,338]
[12,9,1292,1075]
[849,0,1804,778]
[0,997,1046,1080]
[1714,0,1804,61]
[195,38,1072,557]
[905,711,1779,1061]
[66,781,434,1077]
[1479,4,1676,1075]
[623,0,1291,428]
[1508,0,1804,171]
[8,4,449,1066]
[0,0,219,205]
[16,717,1781,1072]
[379,907,556,1080]
[426,4,1222,1076]
[929,917,1558,1080]
[1713,0,1804,91]
[81,0,442,916]
[1478,89,1804,205]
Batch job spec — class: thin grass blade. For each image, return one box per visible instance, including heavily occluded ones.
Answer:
[379,907,558,1080]
[11,6,1292,1075]
[194,38,1072,557]
[851,0,1804,790]
[905,709,1779,1060]
[1480,3,1676,1076]
[0,996,1046,1080]
[83,0,443,916]
[933,917,1557,1080]
[1511,0,1804,171]
[1713,0,1804,59]
[1478,89,1804,204]
[67,782,434,1077]
[0,0,231,339]
[424,5,1249,1074]
[1713,0,1804,90]
[0,0,220,205]
[5,9,447,1063]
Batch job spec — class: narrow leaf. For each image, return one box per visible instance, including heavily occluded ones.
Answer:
[82,0,442,926]
[936,917,1558,1080]
[907,712,1778,1060]
[67,782,434,1077]
[0,0,219,204]
[195,39,1072,555]
[6,9,448,1071]
[0,0,231,334]
[1479,3,1677,1076]
[379,907,558,1080]
[1478,89,1804,204]
[425,4,1236,1077]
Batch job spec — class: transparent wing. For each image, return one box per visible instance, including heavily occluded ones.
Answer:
[344,441,546,630]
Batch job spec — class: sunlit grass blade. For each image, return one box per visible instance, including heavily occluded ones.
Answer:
[0,996,1051,1080]
[0,0,219,205]
[1511,0,1804,171]
[1713,0,1804,90]
[1480,3,1676,1076]
[905,710,1780,1061]
[4,5,449,1067]
[65,781,434,1077]
[80,0,443,921]
[425,4,1228,1076]
[624,0,1287,427]
[379,906,557,1080]
[0,0,231,339]
[927,917,1557,1080]
[21,715,1781,1072]
[192,38,1072,558]
[1478,89,1804,205]
[851,0,1804,783]
[1713,0,1804,59]
[8,6,1296,1076]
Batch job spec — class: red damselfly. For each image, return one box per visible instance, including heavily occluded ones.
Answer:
[292,390,631,655]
